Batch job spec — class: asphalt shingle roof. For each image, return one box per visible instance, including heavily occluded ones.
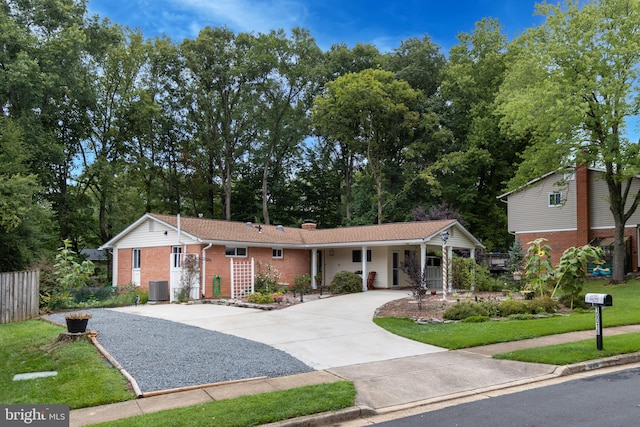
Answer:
[149,213,458,247]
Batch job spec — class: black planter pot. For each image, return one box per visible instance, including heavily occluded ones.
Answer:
[65,318,89,333]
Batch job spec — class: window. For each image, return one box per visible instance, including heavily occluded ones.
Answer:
[352,249,372,263]
[225,246,247,257]
[548,192,563,207]
[132,249,141,269]
[272,248,283,259]
[171,246,182,268]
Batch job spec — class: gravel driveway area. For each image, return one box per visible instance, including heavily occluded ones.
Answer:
[46,308,313,393]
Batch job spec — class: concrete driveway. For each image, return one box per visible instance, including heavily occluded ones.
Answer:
[112,290,446,370]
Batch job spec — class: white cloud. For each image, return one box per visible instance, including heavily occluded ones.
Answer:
[169,0,309,34]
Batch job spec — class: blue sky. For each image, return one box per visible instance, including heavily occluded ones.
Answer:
[87,0,546,53]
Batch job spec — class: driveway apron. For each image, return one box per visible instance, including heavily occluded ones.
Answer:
[112,290,446,370]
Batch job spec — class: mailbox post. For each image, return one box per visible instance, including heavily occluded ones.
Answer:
[585,293,613,350]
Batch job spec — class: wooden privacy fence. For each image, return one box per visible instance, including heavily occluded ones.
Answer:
[0,270,40,324]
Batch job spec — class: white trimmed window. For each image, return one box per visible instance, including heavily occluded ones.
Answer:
[548,192,563,207]
[225,246,247,257]
[132,248,141,269]
[272,248,283,259]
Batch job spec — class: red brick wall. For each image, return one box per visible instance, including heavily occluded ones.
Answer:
[118,244,311,297]
[117,248,133,284]
[200,246,311,298]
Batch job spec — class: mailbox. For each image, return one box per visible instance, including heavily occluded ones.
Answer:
[585,293,613,306]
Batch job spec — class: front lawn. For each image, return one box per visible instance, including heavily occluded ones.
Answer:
[93,381,356,427]
[0,319,135,409]
[374,280,640,350]
[493,332,640,365]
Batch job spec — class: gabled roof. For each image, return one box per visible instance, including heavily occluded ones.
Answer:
[101,213,485,249]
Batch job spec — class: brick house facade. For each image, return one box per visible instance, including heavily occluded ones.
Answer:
[101,213,485,301]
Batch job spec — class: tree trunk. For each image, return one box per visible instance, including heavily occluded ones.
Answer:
[611,223,626,284]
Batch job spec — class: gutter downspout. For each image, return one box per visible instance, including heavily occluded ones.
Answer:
[202,243,213,298]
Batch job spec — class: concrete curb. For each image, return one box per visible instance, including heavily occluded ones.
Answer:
[555,351,640,376]
[263,406,376,427]
[268,353,640,427]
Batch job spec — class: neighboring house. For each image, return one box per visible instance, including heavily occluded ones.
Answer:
[498,164,639,273]
[100,213,485,301]
[79,248,110,273]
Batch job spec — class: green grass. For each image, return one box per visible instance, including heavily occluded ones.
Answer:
[494,332,640,365]
[93,381,356,427]
[374,280,640,349]
[0,319,135,409]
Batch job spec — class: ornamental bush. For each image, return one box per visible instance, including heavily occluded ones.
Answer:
[329,271,362,294]
[497,300,529,317]
[443,301,489,320]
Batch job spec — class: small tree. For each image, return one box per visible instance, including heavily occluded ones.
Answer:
[552,245,604,307]
[401,251,429,310]
[524,238,554,297]
[50,240,95,309]
[507,238,526,274]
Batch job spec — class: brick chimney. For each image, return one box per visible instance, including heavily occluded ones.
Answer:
[301,220,317,230]
[575,164,590,246]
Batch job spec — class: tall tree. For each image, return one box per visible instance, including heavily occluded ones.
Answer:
[497,0,640,282]
[252,28,323,225]
[426,18,526,250]
[312,69,421,224]
[181,27,260,220]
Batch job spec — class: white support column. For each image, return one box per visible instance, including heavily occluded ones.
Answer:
[420,242,427,278]
[311,248,318,290]
[447,246,453,293]
[361,245,368,292]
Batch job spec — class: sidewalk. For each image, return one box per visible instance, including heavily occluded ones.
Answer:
[69,324,640,427]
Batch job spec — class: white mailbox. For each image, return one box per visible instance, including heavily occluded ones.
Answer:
[585,293,613,306]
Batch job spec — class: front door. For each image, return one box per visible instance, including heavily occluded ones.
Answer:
[169,246,182,301]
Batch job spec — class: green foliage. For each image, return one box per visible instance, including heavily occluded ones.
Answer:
[293,273,312,294]
[329,271,363,294]
[497,300,528,317]
[527,296,558,314]
[254,262,281,295]
[523,238,554,297]
[247,292,275,304]
[452,256,494,290]
[462,315,489,323]
[443,301,489,321]
[553,245,604,305]
[507,238,526,274]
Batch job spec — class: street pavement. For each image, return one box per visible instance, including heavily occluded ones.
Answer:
[69,291,640,426]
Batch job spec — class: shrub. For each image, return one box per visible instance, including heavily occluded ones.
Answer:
[462,315,489,323]
[508,313,536,320]
[329,271,363,294]
[247,292,275,304]
[443,301,489,320]
[452,257,494,290]
[527,296,558,314]
[497,300,529,317]
[254,262,281,294]
[558,293,588,310]
[293,274,312,294]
